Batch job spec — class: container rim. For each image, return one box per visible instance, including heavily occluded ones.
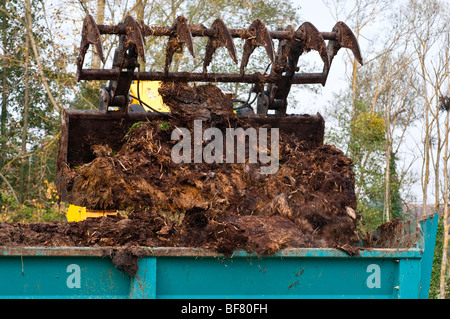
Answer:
[0,246,422,259]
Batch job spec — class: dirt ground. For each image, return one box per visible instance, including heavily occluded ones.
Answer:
[0,82,369,274]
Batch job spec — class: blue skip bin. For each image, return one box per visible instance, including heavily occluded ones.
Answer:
[0,214,439,299]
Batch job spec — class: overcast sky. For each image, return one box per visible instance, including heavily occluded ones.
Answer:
[285,1,350,115]
[290,0,427,205]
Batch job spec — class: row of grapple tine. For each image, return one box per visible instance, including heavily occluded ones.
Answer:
[77,14,363,82]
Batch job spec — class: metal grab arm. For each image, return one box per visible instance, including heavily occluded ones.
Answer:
[76,14,363,115]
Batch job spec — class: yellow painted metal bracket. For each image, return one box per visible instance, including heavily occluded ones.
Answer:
[67,204,117,222]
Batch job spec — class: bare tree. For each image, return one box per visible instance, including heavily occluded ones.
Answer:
[440,93,450,298]
[19,5,30,204]
[92,0,106,69]
[403,0,449,216]
[324,0,420,223]
[439,35,450,299]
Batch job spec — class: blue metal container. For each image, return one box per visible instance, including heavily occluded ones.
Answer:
[0,214,439,299]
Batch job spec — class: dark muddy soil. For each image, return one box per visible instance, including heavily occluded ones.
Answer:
[1,82,365,273]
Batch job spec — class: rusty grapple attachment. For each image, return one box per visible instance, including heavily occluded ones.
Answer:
[76,14,362,115]
[57,15,362,199]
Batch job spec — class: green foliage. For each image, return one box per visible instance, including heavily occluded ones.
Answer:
[0,0,301,223]
[355,202,384,234]
[326,85,407,232]
[68,81,101,110]
[124,121,148,140]
[352,111,385,144]
[428,215,450,299]
[159,122,170,131]
[389,153,403,220]
[0,181,66,223]
[355,153,404,232]
[0,0,67,221]
[327,96,385,228]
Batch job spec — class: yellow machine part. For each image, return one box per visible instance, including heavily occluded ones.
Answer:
[129,81,171,112]
[67,204,117,222]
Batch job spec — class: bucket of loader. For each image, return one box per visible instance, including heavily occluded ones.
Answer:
[56,109,325,204]
[56,14,362,205]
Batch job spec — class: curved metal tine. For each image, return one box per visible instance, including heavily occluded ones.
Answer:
[267,25,295,106]
[123,16,146,65]
[271,25,295,75]
[77,14,104,78]
[164,16,195,74]
[240,19,275,75]
[203,18,237,74]
[327,21,363,68]
[298,22,329,69]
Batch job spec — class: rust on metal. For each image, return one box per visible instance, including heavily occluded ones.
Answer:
[77,14,104,80]
[77,14,362,84]
[203,18,237,73]
[326,22,363,67]
[98,23,340,41]
[298,22,329,69]
[164,16,195,74]
[240,19,274,75]
[77,69,331,85]
[122,16,146,66]
[76,14,363,114]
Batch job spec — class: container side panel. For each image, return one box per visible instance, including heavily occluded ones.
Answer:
[0,256,130,298]
[396,258,421,298]
[154,257,400,299]
[418,213,439,299]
